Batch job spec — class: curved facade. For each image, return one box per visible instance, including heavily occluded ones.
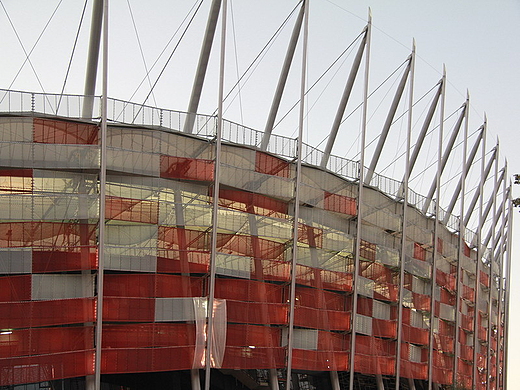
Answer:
[0,90,509,389]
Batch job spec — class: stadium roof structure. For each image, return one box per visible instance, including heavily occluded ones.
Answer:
[0,1,513,390]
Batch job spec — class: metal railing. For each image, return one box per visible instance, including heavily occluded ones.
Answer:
[0,88,477,236]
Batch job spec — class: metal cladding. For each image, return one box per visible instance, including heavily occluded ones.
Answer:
[0,89,509,389]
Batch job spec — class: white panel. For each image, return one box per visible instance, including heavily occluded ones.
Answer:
[107,148,159,177]
[105,254,157,273]
[377,246,399,268]
[373,300,391,320]
[32,144,99,169]
[0,249,32,274]
[461,255,476,274]
[31,274,94,300]
[282,328,318,350]
[405,256,431,278]
[216,253,251,279]
[0,142,33,167]
[439,303,455,321]
[412,276,430,295]
[402,289,413,308]
[355,314,373,335]
[155,297,197,322]
[356,276,374,298]
[409,344,422,363]
[220,146,255,170]
[0,117,33,142]
[411,309,427,329]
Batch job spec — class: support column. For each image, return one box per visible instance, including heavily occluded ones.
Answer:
[364,55,412,185]
[320,28,367,168]
[261,3,305,151]
[191,370,201,390]
[472,116,486,390]
[348,9,371,390]
[427,66,446,390]
[421,101,467,214]
[82,0,104,119]
[395,40,415,390]
[93,1,108,389]
[204,1,227,388]
[453,92,469,386]
[269,369,280,390]
[286,2,308,388]
[184,0,222,134]
[330,371,340,390]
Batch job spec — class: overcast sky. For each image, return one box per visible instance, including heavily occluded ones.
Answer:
[1,0,519,385]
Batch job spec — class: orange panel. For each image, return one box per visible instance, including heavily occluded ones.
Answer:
[106,196,159,224]
[215,278,283,303]
[324,191,356,216]
[160,155,214,181]
[104,274,203,298]
[255,151,290,178]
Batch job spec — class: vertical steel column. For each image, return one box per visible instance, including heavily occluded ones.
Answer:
[320,28,367,168]
[427,66,446,390]
[421,102,467,214]
[503,191,513,390]
[453,92,469,386]
[286,1,308,388]
[261,3,305,151]
[184,0,222,134]
[395,40,415,390]
[443,125,483,223]
[364,56,412,185]
[486,141,499,390]
[94,0,108,389]
[464,146,496,226]
[495,164,507,389]
[348,9,371,390]
[472,117,486,390]
[82,0,104,119]
[204,0,226,388]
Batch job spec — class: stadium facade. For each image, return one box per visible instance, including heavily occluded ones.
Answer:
[0,1,512,390]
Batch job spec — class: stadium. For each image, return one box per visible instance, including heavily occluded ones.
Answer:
[0,1,512,390]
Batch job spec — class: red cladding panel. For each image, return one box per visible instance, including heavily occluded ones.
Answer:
[1,298,95,328]
[104,274,203,298]
[102,323,196,348]
[160,155,214,181]
[324,192,356,216]
[292,349,349,371]
[255,152,291,178]
[0,275,31,302]
[215,279,283,303]
[294,306,350,331]
[102,297,155,322]
[226,324,281,347]
[33,118,98,144]
[226,300,287,325]
[0,350,94,386]
[413,243,426,261]
[32,250,97,272]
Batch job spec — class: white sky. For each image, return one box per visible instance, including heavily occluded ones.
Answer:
[0,0,519,385]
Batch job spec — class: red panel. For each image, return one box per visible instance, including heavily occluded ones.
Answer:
[324,192,356,216]
[33,118,98,144]
[480,271,490,287]
[373,282,398,302]
[160,155,214,181]
[226,324,281,347]
[412,292,431,311]
[373,319,396,338]
[462,285,475,301]
[317,331,346,351]
[222,346,285,369]
[413,243,426,261]
[1,298,95,328]
[402,324,429,345]
[400,360,428,380]
[106,196,159,224]
[103,323,196,348]
[461,313,474,332]
[434,334,454,353]
[292,349,348,371]
[360,260,395,283]
[217,188,289,217]
[296,265,352,291]
[215,279,283,303]
[355,335,395,356]
[226,300,287,325]
[0,326,94,358]
[0,222,96,248]
[0,350,94,386]
[255,151,291,178]
[102,346,194,374]
[295,286,345,311]
[104,274,203,298]
[460,344,474,361]
[258,259,290,282]
[432,367,453,385]
[355,354,395,376]
[436,269,456,291]
[32,249,97,272]
[294,306,350,331]
[0,275,31,302]
[158,226,209,250]
[102,297,155,322]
